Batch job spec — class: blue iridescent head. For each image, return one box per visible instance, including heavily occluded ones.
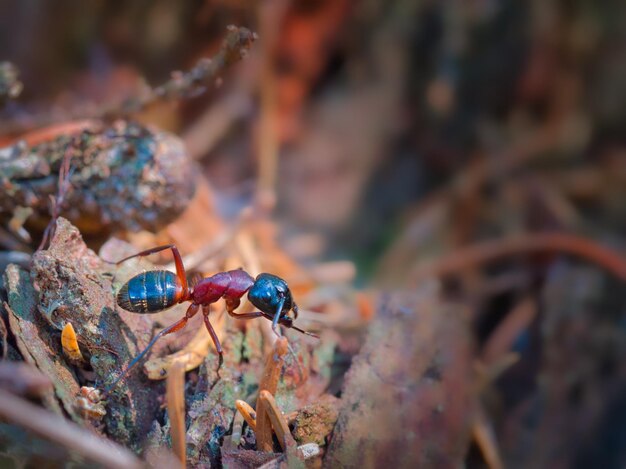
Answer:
[247,273,296,318]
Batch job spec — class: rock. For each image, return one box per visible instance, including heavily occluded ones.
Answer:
[325,285,476,468]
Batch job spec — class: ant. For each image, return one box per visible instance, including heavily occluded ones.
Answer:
[105,244,317,392]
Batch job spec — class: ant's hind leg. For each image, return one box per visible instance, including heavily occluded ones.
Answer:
[110,244,180,266]
[105,303,199,393]
[105,244,189,297]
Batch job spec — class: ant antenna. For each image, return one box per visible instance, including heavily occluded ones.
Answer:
[290,325,319,339]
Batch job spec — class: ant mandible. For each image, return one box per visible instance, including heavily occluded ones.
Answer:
[105,244,318,392]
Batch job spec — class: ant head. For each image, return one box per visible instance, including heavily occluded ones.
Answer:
[248,273,294,316]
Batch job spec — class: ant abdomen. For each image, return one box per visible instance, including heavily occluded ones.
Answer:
[117,270,183,314]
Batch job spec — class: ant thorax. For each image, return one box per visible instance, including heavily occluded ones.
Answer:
[192,270,255,305]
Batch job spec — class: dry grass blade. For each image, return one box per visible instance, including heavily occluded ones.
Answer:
[475,353,520,393]
[256,337,288,452]
[166,359,187,468]
[0,388,142,468]
[258,336,288,400]
[236,393,297,454]
[235,399,257,432]
[472,405,504,469]
[258,390,296,452]
[228,407,245,449]
[481,296,537,365]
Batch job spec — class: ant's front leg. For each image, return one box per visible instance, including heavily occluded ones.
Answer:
[227,295,286,336]
[226,301,313,336]
[202,305,224,379]
[271,297,286,337]
[225,297,266,321]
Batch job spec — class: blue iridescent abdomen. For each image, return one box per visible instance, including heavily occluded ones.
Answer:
[117,270,179,313]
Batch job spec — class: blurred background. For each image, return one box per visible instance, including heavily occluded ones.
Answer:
[0,0,625,467]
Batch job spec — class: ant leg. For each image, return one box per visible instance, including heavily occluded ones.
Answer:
[231,307,318,339]
[225,297,266,321]
[228,308,317,337]
[227,310,266,320]
[271,297,286,337]
[105,303,199,393]
[230,308,318,379]
[202,306,223,379]
[107,244,189,299]
[226,306,307,381]
[269,298,306,382]
[226,295,318,339]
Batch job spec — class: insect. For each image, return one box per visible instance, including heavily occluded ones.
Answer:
[105,244,317,392]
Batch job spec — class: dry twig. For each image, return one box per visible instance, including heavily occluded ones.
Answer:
[227,409,245,449]
[472,405,504,469]
[256,337,288,452]
[0,389,142,469]
[258,390,296,452]
[105,26,257,118]
[167,359,187,468]
[0,362,52,397]
[481,296,537,365]
[411,232,626,282]
[37,139,74,250]
[235,394,299,454]
[256,1,289,200]
[474,353,520,397]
